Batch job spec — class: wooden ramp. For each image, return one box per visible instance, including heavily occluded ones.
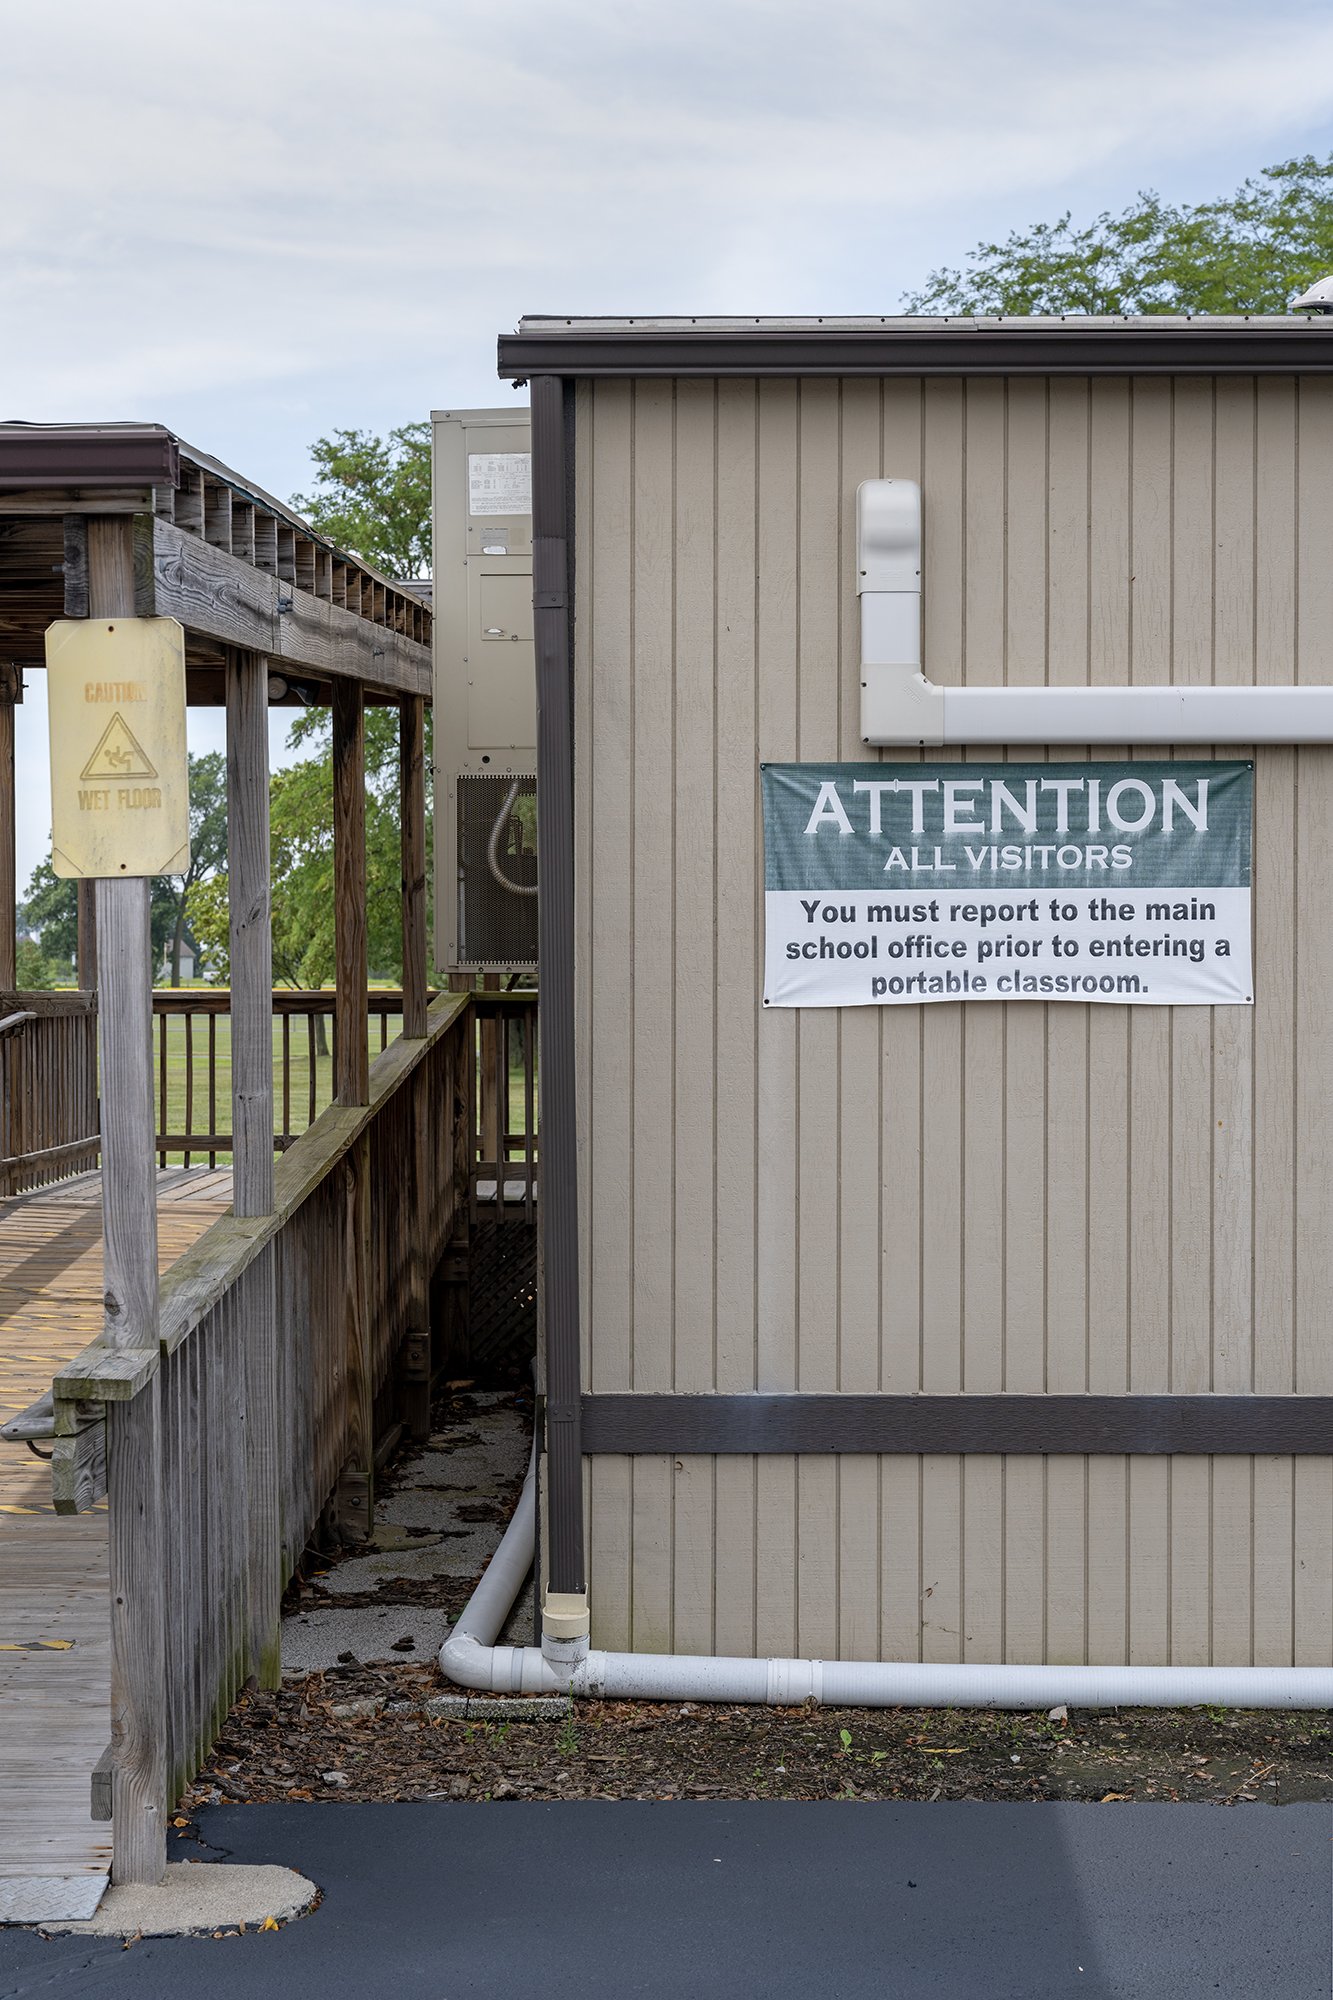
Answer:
[0,1168,231,1923]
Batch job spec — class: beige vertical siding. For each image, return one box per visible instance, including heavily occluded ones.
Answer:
[574,374,1333,1667]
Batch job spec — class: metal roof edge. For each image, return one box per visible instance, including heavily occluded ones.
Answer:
[0,422,180,489]
[498,316,1333,380]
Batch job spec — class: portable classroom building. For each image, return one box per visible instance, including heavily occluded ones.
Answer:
[501,317,1333,1671]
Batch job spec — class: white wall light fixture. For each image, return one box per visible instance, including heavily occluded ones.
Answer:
[857,479,1333,748]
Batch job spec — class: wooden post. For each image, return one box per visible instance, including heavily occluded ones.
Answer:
[64,518,99,994]
[332,679,368,1106]
[479,974,502,1179]
[331,677,372,1535]
[337,1133,372,1537]
[436,1016,473,1376]
[0,664,18,992]
[225,647,281,1685]
[396,694,432,1437]
[77,881,97,989]
[400,694,427,1040]
[226,650,275,1211]
[88,515,168,1885]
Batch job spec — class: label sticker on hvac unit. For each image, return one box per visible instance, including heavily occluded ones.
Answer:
[761,760,1253,1009]
[468,452,531,517]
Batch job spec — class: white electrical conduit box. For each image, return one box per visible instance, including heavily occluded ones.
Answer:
[857,478,1333,747]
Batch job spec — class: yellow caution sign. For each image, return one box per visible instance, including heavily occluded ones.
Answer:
[45,618,191,879]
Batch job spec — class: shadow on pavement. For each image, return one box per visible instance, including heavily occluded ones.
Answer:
[0,1799,1328,1999]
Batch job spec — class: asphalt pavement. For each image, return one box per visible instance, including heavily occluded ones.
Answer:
[0,1800,1328,1999]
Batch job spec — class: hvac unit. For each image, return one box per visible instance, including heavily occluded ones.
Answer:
[432,408,536,972]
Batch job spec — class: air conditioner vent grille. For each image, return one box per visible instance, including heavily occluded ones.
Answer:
[457,772,538,968]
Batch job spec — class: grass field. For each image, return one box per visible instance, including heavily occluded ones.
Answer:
[152,1010,346,1161]
[151,1006,534,1166]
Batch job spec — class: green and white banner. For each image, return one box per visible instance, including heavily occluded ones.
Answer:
[761,761,1253,1009]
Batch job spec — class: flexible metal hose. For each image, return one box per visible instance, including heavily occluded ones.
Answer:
[486,778,539,897]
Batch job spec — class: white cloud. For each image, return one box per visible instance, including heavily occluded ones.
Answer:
[4,0,1332,418]
[4,0,1333,883]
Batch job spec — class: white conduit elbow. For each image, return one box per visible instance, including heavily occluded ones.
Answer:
[442,1433,1333,1711]
[856,477,1333,748]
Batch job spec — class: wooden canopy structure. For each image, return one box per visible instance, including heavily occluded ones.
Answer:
[0,420,433,1000]
[0,421,430,699]
[0,423,438,1899]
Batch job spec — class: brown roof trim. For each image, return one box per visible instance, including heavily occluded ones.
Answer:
[499,318,1333,380]
[581,1392,1333,1456]
[0,423,180,489]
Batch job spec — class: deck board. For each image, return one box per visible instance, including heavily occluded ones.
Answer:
[0,1169,231,1920]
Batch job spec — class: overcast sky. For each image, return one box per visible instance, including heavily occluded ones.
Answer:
[5,0,1333,892]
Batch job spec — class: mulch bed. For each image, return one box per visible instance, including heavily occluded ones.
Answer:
[187,1385,1331,1815]
[183,1668,1331,1811]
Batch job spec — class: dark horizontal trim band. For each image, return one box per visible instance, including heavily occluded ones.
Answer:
[499,326,1333,382]
[580,1394,1333,1456]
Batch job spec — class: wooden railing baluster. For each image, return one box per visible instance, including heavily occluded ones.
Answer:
[207,1012,217,1172]
[183,1013,194,1171]
[307,1009,317,1132]
[158,1009,168,1170]
[282,1012,291,1150]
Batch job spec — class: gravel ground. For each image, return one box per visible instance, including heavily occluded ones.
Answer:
[183,1388,1333,1816]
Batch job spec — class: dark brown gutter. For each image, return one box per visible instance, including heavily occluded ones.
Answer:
[530,375,585,1596]
[0,423,180,489]
[500,319,1333,380]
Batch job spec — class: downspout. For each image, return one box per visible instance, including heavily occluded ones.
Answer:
[857,479,1333,746]
[529,374,589,1663]
[442,1447,1333,1709]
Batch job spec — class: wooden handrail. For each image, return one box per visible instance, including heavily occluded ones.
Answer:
[0,999,98,1195]
[53,989,473,1399]
[0,990,96,1015]
[1,985,541,1183]
[149,987,439,1015]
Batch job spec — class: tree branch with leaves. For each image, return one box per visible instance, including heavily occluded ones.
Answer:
[905,154,1333,317]
[292,423,431,580]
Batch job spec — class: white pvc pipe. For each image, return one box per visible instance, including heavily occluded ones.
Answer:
[863,663,1333,750]
[441,1454,1333,1711]
[941,681,1333,746]
[855,478,1333,747]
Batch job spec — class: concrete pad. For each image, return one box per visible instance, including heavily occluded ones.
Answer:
[43,1862,316,1937]
[364,1523,441,1553]
[422,1694,570,1719]
[281,1606,450,1673]
[281,1395,534,1673]
[321,1523,494,1593]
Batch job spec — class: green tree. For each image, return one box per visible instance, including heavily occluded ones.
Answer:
[292,423,431,579]
[18,860,78,973]
[14,936,64,990]
[20,753,229,987]
[187,705,428,994]
[905,154,1333,317]
[160,751,229,984]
